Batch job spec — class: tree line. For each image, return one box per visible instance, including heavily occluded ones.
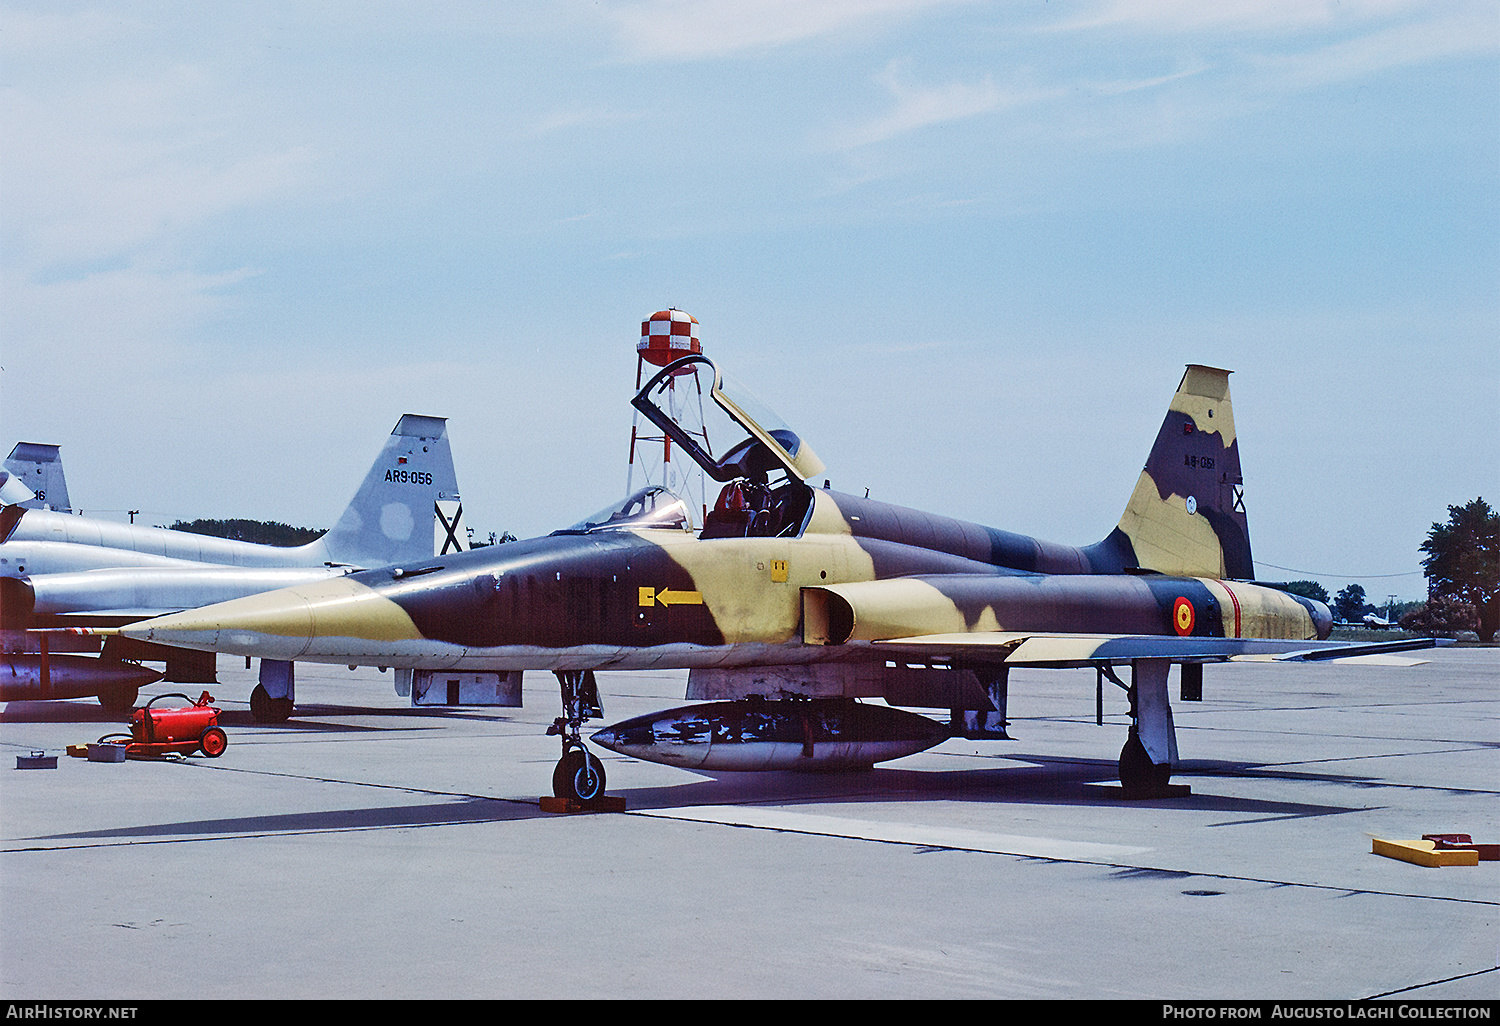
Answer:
[168,519,518,548]
[1270,497,1497,642]
[168,518,323,546]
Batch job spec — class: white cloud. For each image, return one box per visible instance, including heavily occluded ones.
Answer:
[604,0,971,60]
[3,65,317,272]
[1244,9,1500,90]
[1055,0,1435,34]
[828,61,1042,150]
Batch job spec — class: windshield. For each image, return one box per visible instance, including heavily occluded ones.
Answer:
[554,486,693,535]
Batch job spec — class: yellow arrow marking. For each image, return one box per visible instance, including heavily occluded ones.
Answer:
[653,587,703,607]
[638,586,703,607]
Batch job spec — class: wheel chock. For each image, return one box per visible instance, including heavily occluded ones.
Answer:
[1082,782,1192,800]
[1372,837,1480,867]
[1424,833,1499,861]
[539,795,627,814]
[66,744,89,759]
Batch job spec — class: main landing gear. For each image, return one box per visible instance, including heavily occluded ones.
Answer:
[250,684,294,723]
[1100,659,1187,799]
[250,660,295,723]
[547,670,608,803]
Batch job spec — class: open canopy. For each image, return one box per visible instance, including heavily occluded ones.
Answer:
[631,355,825,484]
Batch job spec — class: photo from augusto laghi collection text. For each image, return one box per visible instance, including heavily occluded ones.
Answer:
[1162,1006,1493,1020]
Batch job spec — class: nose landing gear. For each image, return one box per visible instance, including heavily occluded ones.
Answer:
[544,669,621,809]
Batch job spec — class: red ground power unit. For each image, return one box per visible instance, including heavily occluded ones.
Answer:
[100,692,227,759]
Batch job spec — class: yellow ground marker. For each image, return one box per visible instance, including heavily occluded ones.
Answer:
[1372,838,1480,867]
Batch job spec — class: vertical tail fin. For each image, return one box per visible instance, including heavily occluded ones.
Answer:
[4,443,71,513]
[1112,366,1253,580]
[310,415,466,567]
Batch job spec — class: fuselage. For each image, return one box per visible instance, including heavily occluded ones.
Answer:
[121,488,1331,671]
[0,507,338,578]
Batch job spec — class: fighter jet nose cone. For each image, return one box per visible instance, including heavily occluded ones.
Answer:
[118,576,422,664]
[120,588,321,659]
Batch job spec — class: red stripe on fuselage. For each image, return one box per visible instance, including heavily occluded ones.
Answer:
[1220,581,1242,637]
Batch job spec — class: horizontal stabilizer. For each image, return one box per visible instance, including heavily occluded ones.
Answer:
[0,470,35,506]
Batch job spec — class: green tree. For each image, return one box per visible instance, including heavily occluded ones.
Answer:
[1399,595,1479,637]
[1270,580,1330,604]
[1333,583,1368,623]
[1420,497,1499,642]
[168,518,323,547]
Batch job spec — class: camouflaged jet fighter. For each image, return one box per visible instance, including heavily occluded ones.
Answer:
[121,356,1437,801]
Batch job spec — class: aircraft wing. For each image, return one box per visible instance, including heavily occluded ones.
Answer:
[867,631,1447,668]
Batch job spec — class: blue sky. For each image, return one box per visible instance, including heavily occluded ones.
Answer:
[2,1,1496,602]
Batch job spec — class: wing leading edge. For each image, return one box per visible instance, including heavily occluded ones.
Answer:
[867,631,1447,668]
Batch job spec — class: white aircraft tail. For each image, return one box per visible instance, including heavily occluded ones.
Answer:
[4,443,71,513]
[306,415,467,567]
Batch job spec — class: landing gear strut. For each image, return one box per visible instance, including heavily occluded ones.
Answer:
[547,670,607,802]
[250,683,293,723]
[250,659,295,722]
[1102,659,1186,798]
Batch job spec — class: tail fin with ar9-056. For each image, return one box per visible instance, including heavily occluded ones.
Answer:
[309,414,468,566]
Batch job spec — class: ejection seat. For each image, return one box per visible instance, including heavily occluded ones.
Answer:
[702,481,760,539]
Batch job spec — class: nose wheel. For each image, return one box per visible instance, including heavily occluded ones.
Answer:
[553,744,607,802]
[547,670,611,804]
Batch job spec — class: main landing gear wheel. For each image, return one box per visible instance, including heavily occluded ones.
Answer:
[99,685,140,718]
[1118,725,1172,796]
[553,746,607,802]
[250,684,293,723]
[199,726,228,758]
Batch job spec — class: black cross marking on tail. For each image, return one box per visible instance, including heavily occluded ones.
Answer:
[436,502,465,555]
[1232,485,1246,515]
